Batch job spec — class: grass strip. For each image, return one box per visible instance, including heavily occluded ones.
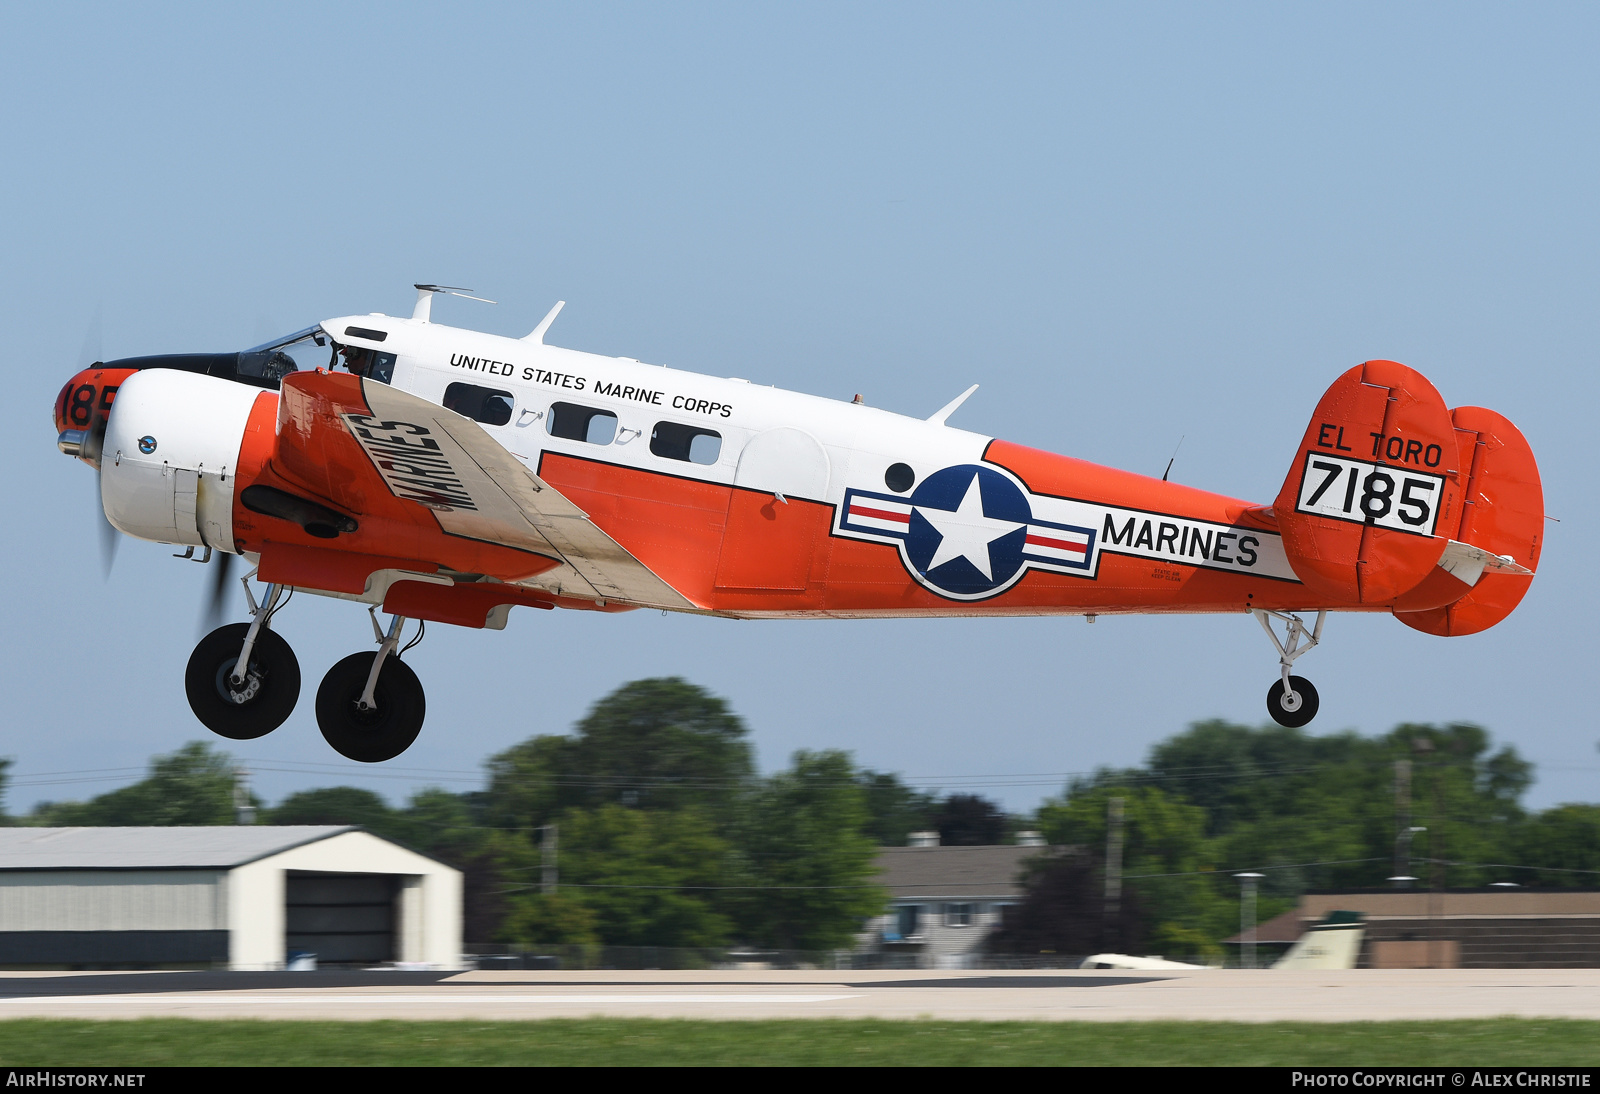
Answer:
[0,1018,1599,1066]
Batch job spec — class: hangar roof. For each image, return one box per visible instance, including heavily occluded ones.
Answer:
[0,827,357,870]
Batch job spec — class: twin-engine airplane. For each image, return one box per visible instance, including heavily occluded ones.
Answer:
[54,286,1544,762]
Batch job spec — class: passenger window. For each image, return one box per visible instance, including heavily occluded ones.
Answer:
[650,421,722,465]
[547,401,618,445]
[443,382,514,426]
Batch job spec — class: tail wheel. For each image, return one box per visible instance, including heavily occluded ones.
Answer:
[1267,675,1319,728]
[315,652,425,763]
[185,623,300,740]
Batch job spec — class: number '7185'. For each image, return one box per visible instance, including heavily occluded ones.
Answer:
[1295,452,1445,537]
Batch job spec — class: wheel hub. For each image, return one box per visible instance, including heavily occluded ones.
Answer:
[217,659,263,705]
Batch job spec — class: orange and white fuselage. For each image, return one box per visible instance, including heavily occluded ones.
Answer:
[55,302,1543,636]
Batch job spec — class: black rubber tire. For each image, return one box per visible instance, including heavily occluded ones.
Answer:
[185,623,301,740]
[315,652,426,763]
[1267,675,1320,728]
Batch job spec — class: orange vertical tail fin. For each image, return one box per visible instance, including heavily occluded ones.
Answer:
[1393,406,1543,636]
[1273,361,1462,604]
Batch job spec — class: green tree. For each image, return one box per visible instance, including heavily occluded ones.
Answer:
[268,786,404,840]
[1037,782,1230,954]
[856,770,938,846]
[984,848,1142,956]
[531,803,735,948]
[1043,719,1541,952]
[1512,804,1600,888]
[28,742,243,826]
[499,891,600,947]
[932,793,1008,846]
[734,750,886,951]
[476,678,760,944]
[481,735,575,834]
[394,787,531,946]
[483,678,755,833]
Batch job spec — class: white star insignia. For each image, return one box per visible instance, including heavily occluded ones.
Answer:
[916,473,1024,579]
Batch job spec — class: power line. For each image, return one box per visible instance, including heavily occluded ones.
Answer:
[1123,857,1388,880]
[5,750,1558,790]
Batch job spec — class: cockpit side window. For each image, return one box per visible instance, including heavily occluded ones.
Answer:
[244,326,329,388]
[234,351,299,386]
[444,382,514,426]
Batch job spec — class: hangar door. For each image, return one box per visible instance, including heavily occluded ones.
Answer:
[285,872,397,965]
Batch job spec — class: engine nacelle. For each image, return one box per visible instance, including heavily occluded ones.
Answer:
[101,369,267,550]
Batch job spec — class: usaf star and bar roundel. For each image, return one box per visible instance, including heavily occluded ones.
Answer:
[836,462,1300,600]
[839,464,1097,600]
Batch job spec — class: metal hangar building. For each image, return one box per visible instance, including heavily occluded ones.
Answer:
[0,827,462,970]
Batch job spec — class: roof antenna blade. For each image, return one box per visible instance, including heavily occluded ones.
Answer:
[1162,435,1185,482]
[524,300,566,343]
[927,384,979,426]
[412,284,497,323]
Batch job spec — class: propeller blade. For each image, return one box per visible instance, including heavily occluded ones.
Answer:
[79,307,115,577]
[77,308,102,370]
[202,550,235,633]
[95,466,118,577]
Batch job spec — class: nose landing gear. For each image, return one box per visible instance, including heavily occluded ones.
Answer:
[314,611,426,763]
[1253,609,1325,728]
[185,583,300,739]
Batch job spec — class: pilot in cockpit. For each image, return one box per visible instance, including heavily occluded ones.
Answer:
[339,345,374,376]
[336,344,397,384]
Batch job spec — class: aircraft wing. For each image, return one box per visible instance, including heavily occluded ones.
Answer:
[274,372,694,609]
[353,378,696,608]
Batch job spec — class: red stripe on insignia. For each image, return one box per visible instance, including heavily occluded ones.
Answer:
[851,505,911,523]
[1026,533,1086,552]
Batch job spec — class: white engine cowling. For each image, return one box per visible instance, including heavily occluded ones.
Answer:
[101,369,268,550]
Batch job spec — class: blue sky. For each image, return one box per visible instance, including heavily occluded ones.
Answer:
[1,3,1595,814]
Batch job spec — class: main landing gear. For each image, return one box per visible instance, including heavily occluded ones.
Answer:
[184,583,428,763]
[186,584,300,739]
[315,611,426,763]
[1253,609,1325,728]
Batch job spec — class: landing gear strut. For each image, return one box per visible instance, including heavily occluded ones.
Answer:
[185,582,300,739]
[315,611,426,763]
[1253,609,1324,728]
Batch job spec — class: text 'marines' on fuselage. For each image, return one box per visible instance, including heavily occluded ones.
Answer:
[52,284,1544,762]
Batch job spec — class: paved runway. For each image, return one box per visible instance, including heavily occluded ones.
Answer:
[0,969,1598,1022]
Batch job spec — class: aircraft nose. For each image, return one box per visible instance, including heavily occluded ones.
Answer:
[53,379,74,436]
[55,366,135,466]
[57,429,91,457]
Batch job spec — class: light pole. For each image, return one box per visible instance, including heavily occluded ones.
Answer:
[1235,872,1264,969]
[539,824,558,895]
[1394,827,1425,887]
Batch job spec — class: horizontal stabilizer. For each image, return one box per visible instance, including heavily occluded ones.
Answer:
[1437,539,1533,584]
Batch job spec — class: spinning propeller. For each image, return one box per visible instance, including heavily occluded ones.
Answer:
[200,549,234,634]
[69,315,235,631]
[74,314,120,577]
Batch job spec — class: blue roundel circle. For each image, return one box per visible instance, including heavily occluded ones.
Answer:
[904,465,1033,597]
[137,435,158,455]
